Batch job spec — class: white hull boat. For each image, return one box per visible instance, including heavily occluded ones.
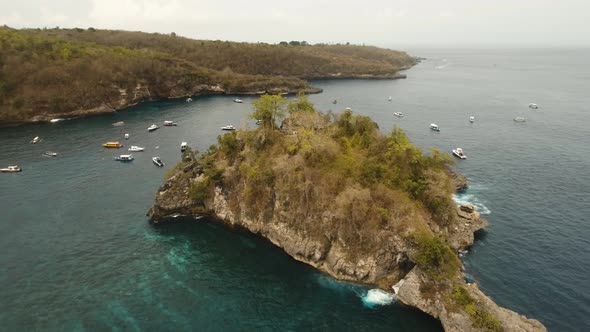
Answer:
[114,154,134,162]
[152,157,165,167]
[181,142,188,152]
[50,118,64,123]
[221,125,236,131]
[233,98,243,103]
[1,165,22,172]
[514,117,526,122]
[452,148,467,159]
[164,121,177,126]
[128,146,145,152]
[469,116,475,123]
[528,103,538,109]
[112,121,125,127]
[186,97,193,102]
[43,151,58,157]
[30,136,41,144]
[430,123,440,131]
[124,133,129,139]
[393,112,403,117]
[148,124,159,132]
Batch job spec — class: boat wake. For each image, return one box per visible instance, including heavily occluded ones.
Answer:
[361,289,395,308]
[453,191,491,215]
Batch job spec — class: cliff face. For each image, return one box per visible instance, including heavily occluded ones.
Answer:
[147,101,546,331]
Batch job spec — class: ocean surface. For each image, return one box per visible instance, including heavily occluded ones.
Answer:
[1,48,589,331]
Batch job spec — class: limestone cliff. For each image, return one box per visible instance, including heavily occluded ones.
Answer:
[147,99,546,331]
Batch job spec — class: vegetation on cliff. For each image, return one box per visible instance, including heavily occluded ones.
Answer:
[0,26,415,123]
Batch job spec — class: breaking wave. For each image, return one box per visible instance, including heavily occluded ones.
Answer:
[361,289,395,308]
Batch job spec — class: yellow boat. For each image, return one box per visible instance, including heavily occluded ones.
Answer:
[102,141,123,148]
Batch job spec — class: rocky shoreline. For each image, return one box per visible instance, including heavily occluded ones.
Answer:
[2,85,323,127]
[148,160,546,331]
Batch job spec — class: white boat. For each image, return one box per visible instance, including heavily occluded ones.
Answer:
[452,148,467,159]
[128,146,145,152]
[124,133,129,139]
[152,157,164,167]
[514,117,526,122]
[221,125,236,131]
[49,118,64,123]
[393,112,404,117]
[180,142,188,152]
[114,154,134,162]
[233,98,243,103]
[186,97,193,102]
[163,121,177,126]
[430,123,440,131]
[30,136,41,144]
[388,96,392,101]
[528,103,539,109]
[43,151,58,157]
[469,116,475,123]
[147,124,159,132]
[1,165,22,173]
[112,121,125,127]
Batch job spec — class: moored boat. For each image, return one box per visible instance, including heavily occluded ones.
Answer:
[43,151,58,157]
[124,133,129,139]
[430,123,440,131]
[180,142,188,152]
[102,141,123,148]
[128,146,145,152]
[221,125,236,131]
[452,148,467,159]
[469,116,475,123]
[148,124,159,132]
[164,121,178,126]
[528,103,539,109]
[1,165,22,173]
[514,117,526,122]
[233,98,243,103]
[393,112,403,117]
[186,97,193,102]
[114,154,134,162]
[112,121,125,127]
[30,136,41,144]
[49,118,64,123]
[152,157,164,167]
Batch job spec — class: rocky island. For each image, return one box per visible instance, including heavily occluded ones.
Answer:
[148,95,546,332]
[0,27,414,125]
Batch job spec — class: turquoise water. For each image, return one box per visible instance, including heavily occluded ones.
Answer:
[1,49,589,331]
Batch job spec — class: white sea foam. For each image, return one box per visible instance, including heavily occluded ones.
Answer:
[361,289,395,308]
[453,192,491,215]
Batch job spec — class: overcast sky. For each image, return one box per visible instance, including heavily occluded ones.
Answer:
[1,0,588,47]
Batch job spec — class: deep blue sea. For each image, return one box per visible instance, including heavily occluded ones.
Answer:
[1,49,589,331]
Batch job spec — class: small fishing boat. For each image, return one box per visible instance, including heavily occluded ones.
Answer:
[43,151,58,157]
[124,133,129,139]
[186,97,193,102]
[528,103,539,109]
[128,146,145,152]
[163,121,177,126]
[112,121,125,127]
[393,112,403,117]
[233,98,243,103]
[147,124,159,132]
[49,118,64,123]
[514,117,526,122]
[102,142,123,148]
[180,142,188,152]
[114,154,134,162]
[469,116,475,123]
[430,123,440,131]
[1,165,22,173]
[221,125,236,131]
[452,148,467,159]
[30,136,41,144]
[152,157,164,167]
